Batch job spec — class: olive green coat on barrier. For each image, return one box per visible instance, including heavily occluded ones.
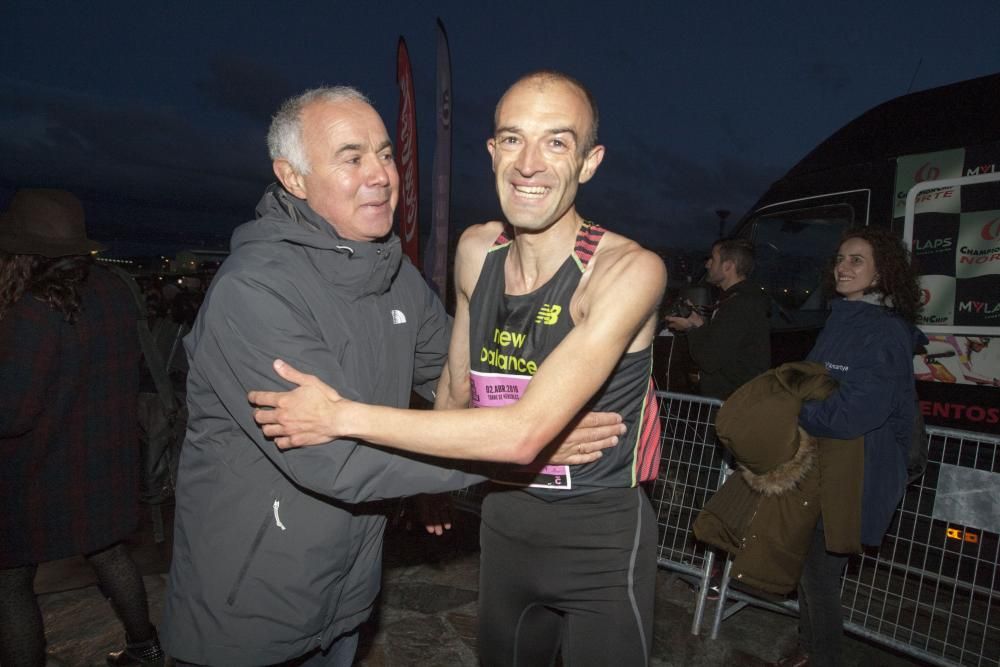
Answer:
[693,362,864,595]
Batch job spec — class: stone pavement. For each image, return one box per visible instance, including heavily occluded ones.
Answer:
[34,505,922,666]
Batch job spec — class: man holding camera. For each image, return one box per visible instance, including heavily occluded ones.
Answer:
[665,238,770,399]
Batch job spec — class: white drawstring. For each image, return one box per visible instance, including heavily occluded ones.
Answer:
[273,499,286,530]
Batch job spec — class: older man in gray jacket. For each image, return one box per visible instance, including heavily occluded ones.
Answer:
[161,87,483,666]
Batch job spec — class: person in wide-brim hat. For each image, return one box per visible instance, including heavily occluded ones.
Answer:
[1,188,167,665]
[0,188,105,257]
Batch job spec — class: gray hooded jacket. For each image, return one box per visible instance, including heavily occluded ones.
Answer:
[162,185,481,664]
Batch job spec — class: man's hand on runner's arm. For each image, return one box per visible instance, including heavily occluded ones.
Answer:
[543,411,625,465]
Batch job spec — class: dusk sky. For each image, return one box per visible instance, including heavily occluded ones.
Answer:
[2,1,999,256]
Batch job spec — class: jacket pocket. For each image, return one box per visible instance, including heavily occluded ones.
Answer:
[226,500,275,606]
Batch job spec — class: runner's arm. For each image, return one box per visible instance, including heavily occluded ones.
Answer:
[252,246,665,463]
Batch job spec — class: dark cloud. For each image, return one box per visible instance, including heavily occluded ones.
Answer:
[0,77,270,231]
[3,1,997,259]
[196,55,295,123]
[803,61,852,94]
[570,134,783,250]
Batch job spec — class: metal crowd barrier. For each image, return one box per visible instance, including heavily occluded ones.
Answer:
[645,391,727,635]
[705,424,1000,667]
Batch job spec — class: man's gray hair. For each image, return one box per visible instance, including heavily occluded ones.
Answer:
[267,86,371,175]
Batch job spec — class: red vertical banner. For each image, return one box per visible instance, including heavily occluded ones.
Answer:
[428,18,452,301]
[395,37,420,268]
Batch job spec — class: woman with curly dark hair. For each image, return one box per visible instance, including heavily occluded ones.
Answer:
[818,226,923,325]
[0,189,164,666]
[773,226,926,667]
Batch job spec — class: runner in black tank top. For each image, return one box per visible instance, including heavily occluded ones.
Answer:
[472,222,658,666]
[468,221,661,493]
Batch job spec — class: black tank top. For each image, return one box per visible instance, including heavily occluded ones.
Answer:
[467,221,661,499]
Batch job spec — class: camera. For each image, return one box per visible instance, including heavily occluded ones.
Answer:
[663,284,715,321]
[665,299,693,318]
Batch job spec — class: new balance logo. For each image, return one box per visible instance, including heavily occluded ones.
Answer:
[391,309,407,325]
[535,304,562,325]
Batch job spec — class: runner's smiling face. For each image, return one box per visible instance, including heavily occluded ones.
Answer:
[487,79,603,232]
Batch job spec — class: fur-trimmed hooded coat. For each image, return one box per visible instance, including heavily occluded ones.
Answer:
[693,362,864,595]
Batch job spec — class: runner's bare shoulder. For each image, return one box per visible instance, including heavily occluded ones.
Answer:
[573,230,666,343]
[588,230,666,288]
[454,221,508,294]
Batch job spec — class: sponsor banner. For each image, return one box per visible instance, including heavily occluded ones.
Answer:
[427,17,452,301]
[395,37,420,268]
[961,180,1000,212]
[911,212,959,276]
[955,210,1000,279]
[917,379,1000,435]
[963,142,1000,179]
[955,276,1000,326]
[914,334,1000,386]
[903,143,1000,332]
[917,274,955,326]
[895,148,965,218]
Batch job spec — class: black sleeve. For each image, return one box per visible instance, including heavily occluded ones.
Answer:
[686,294,756,373]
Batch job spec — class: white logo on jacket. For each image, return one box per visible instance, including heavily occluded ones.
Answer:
[391,309,407,325]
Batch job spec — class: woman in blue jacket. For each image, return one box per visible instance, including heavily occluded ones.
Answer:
[775,227,923,667]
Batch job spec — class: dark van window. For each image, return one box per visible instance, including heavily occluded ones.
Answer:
[751,204,853,316]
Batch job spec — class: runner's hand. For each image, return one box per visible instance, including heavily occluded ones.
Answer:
[249,359,348,448]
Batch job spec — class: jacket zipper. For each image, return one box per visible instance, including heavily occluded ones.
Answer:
[226,499,277,606]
